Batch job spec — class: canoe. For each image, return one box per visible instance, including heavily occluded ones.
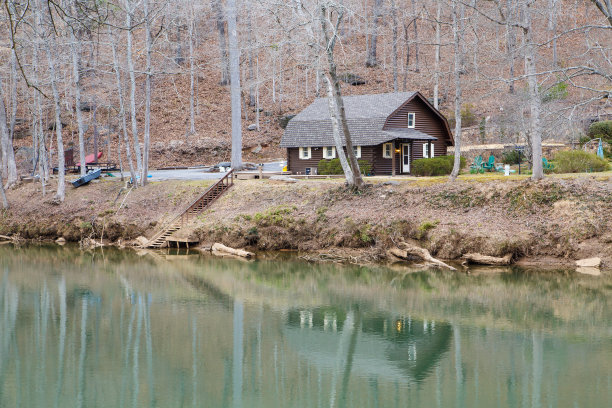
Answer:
[76,151,103,167]
[71,169,101,188]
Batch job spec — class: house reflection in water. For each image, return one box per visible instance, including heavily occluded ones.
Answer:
[286,307,452,385]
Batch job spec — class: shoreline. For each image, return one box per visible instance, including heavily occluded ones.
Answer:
[2,173,611,273]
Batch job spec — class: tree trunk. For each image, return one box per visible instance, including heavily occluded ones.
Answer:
[366,0,383,67]
[70,3,87,177]
[0,172,8,209]
[522,1,543,180]
[188,1,196,136]
[213,0,230,85]
[450,0,463,181]
[506,0,516,93]
[434,0,442,109]
[0,79,17,189]
[31,24,48,194]
[126,0,143,174]
[227,0,243,169]
[40,0,65,202]
[411,0,420,72]
[589,0,612,27]
[320,5,364,188]
[402,23,410,91]
[323,74,354,183]
[391,0,399,92]
[110,25,138,186]
[141,0,152,186]
[246,1,256,106]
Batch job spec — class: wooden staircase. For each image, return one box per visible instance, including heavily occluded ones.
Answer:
[144,170,234,248]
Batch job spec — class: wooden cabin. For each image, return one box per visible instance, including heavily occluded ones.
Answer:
[280,92,454,175]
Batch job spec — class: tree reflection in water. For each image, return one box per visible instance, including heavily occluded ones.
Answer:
[0,246,609,407]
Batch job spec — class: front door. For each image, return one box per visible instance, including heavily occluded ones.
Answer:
[401,143,410,174]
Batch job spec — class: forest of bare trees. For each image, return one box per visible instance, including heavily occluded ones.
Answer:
[0,0,610,200]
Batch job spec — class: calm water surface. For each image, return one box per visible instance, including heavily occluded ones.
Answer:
[0,246,610,407]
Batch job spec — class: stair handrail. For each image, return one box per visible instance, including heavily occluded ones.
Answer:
[146,169,234,245]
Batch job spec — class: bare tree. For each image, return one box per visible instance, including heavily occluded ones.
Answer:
[433,0,442,109]
[141,0,153,185]
[411,0,420,72]
[320,2,364,188]
[521,0,543,180]
[213,0,230,85]
[38,0,66,201]
[188,0,196,136]
[366,0,383,67]
[391,0,399,92]
[0,78,18,188]
[450,0,464,180]
[125,0,143,175]
[70,0,87,177]
[227,0,243,169]
[110,25,138,185]
[590,0,612,26]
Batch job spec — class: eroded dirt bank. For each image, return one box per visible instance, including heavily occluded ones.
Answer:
[2,174,611,269]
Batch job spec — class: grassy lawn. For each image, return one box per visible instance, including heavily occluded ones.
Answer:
[362,170,612,186]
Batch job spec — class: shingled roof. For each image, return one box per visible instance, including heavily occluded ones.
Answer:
[280,92,437,148]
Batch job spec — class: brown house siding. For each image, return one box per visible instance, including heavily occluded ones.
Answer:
[384,97,452,147]
[287,147,325,175]
[285,93,453,176]
[288,142,447,176]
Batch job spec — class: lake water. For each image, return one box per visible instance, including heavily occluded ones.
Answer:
[0,246,610,407]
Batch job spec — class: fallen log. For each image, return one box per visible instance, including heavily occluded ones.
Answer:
[461,253,513,266]
[212,243,255,259]
[388,243,456,271]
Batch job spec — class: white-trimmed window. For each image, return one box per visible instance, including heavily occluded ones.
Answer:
[352,146,361,159]
[408,113,416,128]
[422,143,429,158]
[299,147,312,160]
[323,146,336,159]
[382,143,393,159]
[430,143,435,157]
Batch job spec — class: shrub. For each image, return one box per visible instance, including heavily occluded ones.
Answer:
[588,121,612,158]
[587,120,612,140]
[412,155,466,177]
[318,158,372,175]
[501,150,521,165]
[553,150,609,173]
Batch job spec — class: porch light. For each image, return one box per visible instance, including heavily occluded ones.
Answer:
[394,148,401,153]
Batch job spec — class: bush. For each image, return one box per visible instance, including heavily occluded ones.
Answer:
[587,120,612,140]
[553,150,609,173]
[318,158,372,175]
[412,155,466,177]
[588,121,612,158]
[501,150,521,165]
